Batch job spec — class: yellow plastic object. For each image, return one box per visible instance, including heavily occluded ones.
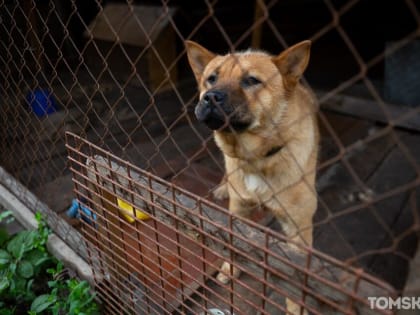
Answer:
[117,198,150,222]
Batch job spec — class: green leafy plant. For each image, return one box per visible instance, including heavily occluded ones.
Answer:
[0,212,52,307]
[29,262,99,315]
[0,211,99,315]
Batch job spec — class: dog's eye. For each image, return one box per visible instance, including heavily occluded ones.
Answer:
[206,74,217,85]
[241,76,262,88]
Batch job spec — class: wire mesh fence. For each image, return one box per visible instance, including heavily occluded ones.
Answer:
[1,0,420,314]
[65,131,396,315]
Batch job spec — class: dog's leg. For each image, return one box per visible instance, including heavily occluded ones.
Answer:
[282,215,314,315]
[286,227,312,315]
[216,197,246,284]
[213,175,229,200]
[270,186,316,315]
[282,217,313,248]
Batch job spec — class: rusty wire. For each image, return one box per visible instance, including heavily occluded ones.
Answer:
[0,0,419,314]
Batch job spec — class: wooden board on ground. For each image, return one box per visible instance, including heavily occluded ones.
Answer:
[319,92,420,132]
[314,128,419,290]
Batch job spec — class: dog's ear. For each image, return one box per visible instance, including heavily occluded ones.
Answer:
[185,40,216,83]
[272,40,311,89]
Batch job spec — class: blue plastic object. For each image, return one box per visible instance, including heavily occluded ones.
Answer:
[26,88,58,117]
[66,199,97,224]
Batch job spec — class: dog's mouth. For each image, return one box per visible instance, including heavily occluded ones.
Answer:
[226,120,252,132]
[201,114,225,130]
[195,104,251,132]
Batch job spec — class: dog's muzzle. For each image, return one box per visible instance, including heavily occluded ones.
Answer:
[195,90,251,132]
[195,90,227,130]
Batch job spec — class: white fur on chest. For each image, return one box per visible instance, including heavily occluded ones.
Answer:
[244,173,267,194]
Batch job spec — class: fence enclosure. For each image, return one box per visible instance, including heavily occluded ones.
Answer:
[66,132,396,315]
[1,0,419,314]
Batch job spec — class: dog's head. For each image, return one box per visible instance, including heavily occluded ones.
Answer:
[185,40,311,132]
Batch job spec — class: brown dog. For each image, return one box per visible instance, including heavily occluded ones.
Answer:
[185,40,319,314]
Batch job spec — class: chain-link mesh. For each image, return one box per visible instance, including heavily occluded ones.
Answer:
[1,0,419,314]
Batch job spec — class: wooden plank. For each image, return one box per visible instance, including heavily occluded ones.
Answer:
[0,166,85,255]
[317,114,373,172]
[86,4,176,47]
[316,118,395,195]
[76,152,396,314]
[366,188,419,290]
[319,111,361,139]
[0,166,96,284]
[362,132,420,287]
[314,126,396,262]
[315,128,419,293]
[327,145,412,259]
[398,238,420,315]
[319,92,420,132]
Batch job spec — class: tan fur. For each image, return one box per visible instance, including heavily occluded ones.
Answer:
[186,40,319,315]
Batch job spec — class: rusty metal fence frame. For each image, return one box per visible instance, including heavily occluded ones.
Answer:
[65,131,396,315]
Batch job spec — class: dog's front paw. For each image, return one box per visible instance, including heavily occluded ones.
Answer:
[213,182,228,200]
[216,271,231,284]
[216,262,240,284]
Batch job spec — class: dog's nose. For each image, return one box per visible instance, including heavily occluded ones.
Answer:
[196,90,229,130]
[202,90,226,108]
